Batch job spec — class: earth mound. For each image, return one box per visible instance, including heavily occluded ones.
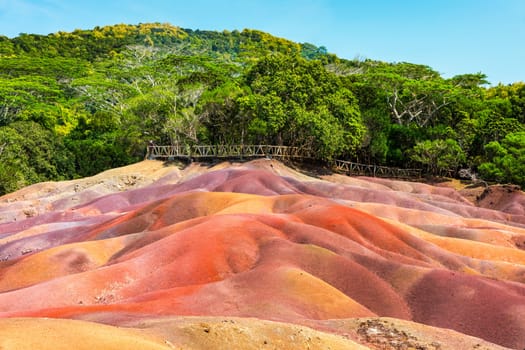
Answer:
[1,159,524,349]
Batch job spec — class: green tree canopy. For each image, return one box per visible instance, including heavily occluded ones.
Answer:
[241,54,365,159]
[410,139,466,176]
[478,132,525,186]
[0,121,74,195]
[1,22,524,193]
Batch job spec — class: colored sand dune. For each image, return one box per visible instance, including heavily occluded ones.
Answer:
[0,159,523,349]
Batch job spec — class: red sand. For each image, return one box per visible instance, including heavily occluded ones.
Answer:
[1,159,525,348]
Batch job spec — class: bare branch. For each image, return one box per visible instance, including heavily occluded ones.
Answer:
[387,86,450,127]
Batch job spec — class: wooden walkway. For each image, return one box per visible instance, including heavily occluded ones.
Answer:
[146,144,421,179]
[146,144,311,160]
[333,159,422,179]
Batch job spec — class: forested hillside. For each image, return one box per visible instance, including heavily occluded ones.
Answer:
[1,22,524,194]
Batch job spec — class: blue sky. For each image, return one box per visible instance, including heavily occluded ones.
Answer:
[0,0,523,85]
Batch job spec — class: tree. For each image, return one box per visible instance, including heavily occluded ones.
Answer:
[378,74,453,127]
[198,81,248,144]
[3,22,525,193]
[357,62,455,128]
[239,29,301,61]
[487,82,525,123]
[410,139,466,176]
[0,121,75,194]
[300,42,329,61]
[0,126,34,194]
[346,78,392,164]
[448,73,489,89]
[0,76,64,127]
[0,36,14,56]
[470,100,524,159]
[478,132,525,186]
[241,54,365,159]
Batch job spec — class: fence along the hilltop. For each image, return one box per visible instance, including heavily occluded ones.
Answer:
[146,144,421,179]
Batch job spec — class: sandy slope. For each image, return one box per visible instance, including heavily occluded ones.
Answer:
[0,316,510,350]
[1,159,524,349]
[0,317,172,350]
[0,317,372,350]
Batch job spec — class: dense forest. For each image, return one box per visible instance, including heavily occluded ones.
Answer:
[1,22,524,195]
